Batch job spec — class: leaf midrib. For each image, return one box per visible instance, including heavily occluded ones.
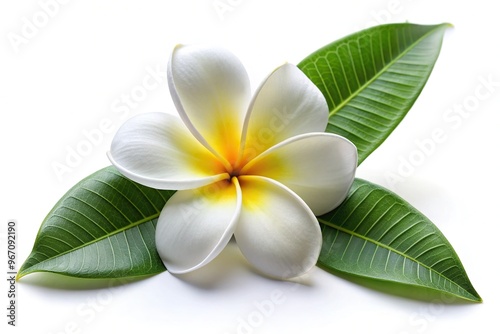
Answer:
[317,217,477,300]
[326,25,445,118]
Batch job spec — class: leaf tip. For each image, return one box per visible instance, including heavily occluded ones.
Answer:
[15,271,24,282]
[16,261,30,281]
[471,292,483,303]
[441,22,454,30]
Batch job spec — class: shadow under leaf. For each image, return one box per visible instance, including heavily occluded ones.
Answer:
[18,271,155,291]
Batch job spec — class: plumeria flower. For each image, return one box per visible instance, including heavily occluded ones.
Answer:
[108,45,357,279]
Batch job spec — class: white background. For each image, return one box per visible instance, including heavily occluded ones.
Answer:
[1,1,499,333]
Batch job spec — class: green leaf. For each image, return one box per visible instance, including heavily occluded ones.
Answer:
[298,23,451,164]
[317,179,481,302]
[18,166,173,279]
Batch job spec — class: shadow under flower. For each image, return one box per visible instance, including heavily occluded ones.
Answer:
[168,239,316,290]
[169,239,257,290]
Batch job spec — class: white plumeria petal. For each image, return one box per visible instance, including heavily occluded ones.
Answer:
[108,112,228,190]
[155,178,242,274]
[242,133,357,215]
[168,44,251,168]
[239,63,328,164]
[234,176,321,279]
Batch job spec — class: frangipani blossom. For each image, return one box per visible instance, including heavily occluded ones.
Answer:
[108,45,357,279]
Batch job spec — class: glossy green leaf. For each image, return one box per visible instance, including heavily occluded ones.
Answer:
[298,23,450,164]
[18,166,173,279]
[317,178,481,302]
